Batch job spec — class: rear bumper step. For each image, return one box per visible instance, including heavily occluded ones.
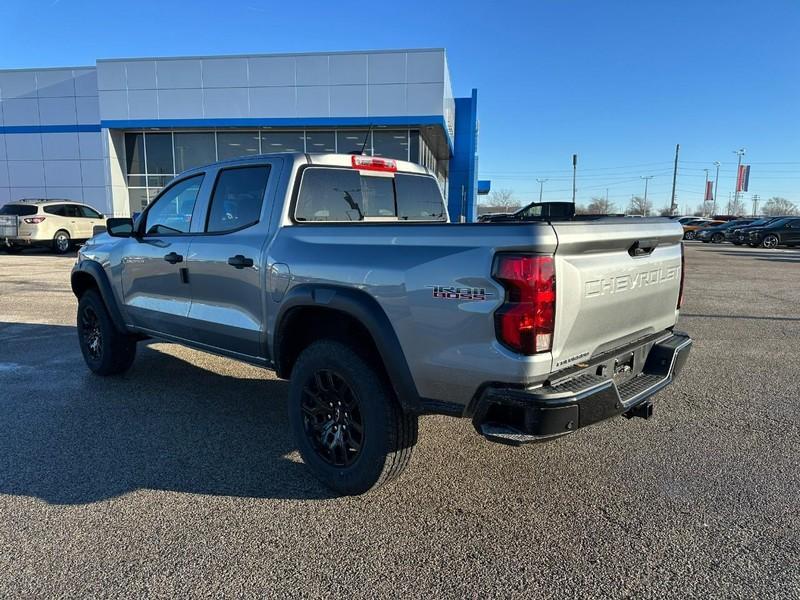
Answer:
[473,332,692,445]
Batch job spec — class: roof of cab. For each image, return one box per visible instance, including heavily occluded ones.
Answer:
[179,152,431,178]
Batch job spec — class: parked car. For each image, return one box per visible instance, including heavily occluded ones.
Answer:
[478,201,576,222]
[0,199,105,254]
[726,217,788,245]
[695,219,756,243]
[683,219,724,240]
[747,217,800,249]
[71,152,691,495]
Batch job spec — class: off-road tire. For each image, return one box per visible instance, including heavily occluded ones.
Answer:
[77,289,137,375]
[288,339,418,495]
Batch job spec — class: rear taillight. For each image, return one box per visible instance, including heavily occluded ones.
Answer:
[677,243,685,310]
[23,216,46,224]
[493,255,556,355]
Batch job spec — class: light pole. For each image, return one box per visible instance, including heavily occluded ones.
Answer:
[641,175,654,215]
[712,161,721,216]
[732,148,746,210]
[536,178,548,203]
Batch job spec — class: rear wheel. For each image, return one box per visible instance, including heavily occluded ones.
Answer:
[711,233,725,243]
[288,339,418,495]
[52,230,71,254]
[77,289,137,375]
[684,231,696,240]
[762,234,779,249]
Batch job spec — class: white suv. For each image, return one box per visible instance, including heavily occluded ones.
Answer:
[0,199,105,254]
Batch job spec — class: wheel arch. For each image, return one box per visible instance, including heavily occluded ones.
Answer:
[71,261,129,333]
[273,285,422,413]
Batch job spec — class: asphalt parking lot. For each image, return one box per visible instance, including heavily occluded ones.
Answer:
[0,243,798,598]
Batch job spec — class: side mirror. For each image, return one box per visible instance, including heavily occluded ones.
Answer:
[106,217,135,238]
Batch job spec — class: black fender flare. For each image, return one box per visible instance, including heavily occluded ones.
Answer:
[274,284,422,413]
[70,261,129,333]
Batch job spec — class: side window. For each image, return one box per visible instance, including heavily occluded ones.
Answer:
[296,168,363,222]
[79,206,102,219]
[143,174,204,235]
[394,174,446,221]
[206,166,271,233]
[44,205,66,217]
[63,205,82,218]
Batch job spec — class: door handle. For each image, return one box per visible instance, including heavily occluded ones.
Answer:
[227,254,254,269]
[164,252,183,264]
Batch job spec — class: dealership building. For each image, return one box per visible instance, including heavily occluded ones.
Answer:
[0,48,480,221]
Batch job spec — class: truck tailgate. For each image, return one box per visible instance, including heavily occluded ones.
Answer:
[550,219,684,372]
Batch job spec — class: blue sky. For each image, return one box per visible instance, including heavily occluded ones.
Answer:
[1,0,798,211]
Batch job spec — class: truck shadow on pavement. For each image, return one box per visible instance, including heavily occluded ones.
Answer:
[0,322,336,504]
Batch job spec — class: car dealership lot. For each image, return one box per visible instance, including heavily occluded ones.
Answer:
[0,244,798,598]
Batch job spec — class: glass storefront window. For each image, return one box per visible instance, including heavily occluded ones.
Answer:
[128,188,149,214]
[304,130,336,153]
[174,132,216,172]
[336,130,370,155]
[372,130,409,160]
[125,133,145,175]
[409,131,420,164]
[144,133,174,175]
[261,131,304,153]
[217,132,260,161]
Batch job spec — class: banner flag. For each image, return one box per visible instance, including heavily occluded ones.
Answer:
[737,165,751,192]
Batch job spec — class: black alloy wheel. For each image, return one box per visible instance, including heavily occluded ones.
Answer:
[80,305,102,361]
[301,369,364,467]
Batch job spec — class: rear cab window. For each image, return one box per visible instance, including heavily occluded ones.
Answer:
[0,204,38,216]
[295,167,446,223]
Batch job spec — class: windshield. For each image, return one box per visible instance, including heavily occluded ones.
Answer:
[765,218,791,228]
[0,204,38,216]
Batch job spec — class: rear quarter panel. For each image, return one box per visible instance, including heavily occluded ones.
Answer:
[269,223,558,406]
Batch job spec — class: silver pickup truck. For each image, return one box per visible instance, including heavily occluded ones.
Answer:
[72,152,692,494]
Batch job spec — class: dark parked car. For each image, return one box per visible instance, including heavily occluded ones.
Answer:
[747,217,800,249]
[725,217,787,245]
[695,219,755,243]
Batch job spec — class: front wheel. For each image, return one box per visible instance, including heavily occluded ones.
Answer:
[77,289,137,375]
[288,340,418,495]
[762,234,779,249]
[712,233,725,243]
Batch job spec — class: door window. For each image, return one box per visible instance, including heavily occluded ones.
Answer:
[143,175,204,235]
[205,166,271,233]
[43,205,67,217]
[79,206,103,219]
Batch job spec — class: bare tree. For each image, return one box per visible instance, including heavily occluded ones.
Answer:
[485,189,519,209]
[626,196,652,216]
[728,197,747,216]
[586,196,615,214]
[762,197,798,216]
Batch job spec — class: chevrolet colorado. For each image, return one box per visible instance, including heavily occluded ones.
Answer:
[72,152,692,494]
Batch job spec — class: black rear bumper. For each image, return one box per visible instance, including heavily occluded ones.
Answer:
[473,332,692,445]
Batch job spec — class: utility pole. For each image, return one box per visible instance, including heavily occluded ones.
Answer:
[712,161,721,216]
[536,178,548,203]
[732,148,746,209]
[703,168,710,216]
[670,143,680,215]
[571,154,577,207]
[641,175,654,215]
[752,194,760,216]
